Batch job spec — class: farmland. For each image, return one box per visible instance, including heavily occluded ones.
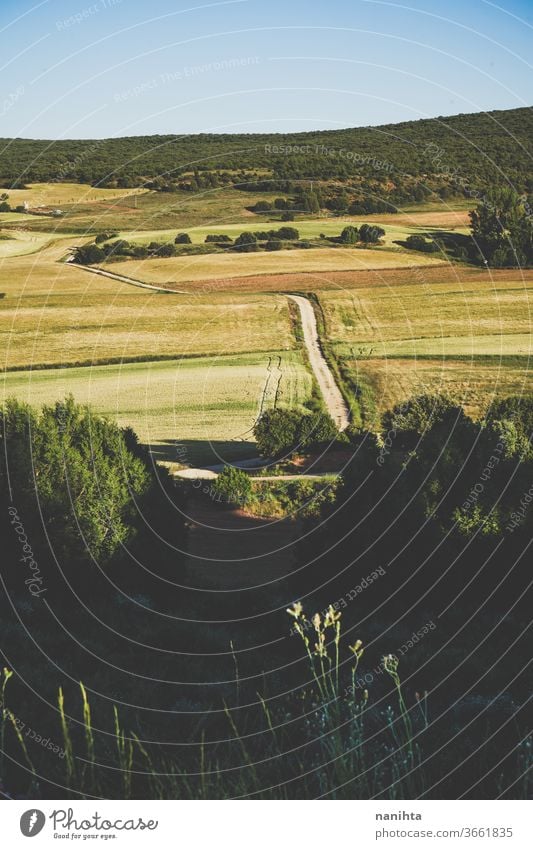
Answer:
[1,351,313,465]
[0,179,530,454]
[318,273,533,422]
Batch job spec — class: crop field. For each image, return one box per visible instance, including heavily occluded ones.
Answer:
[6,182,149,208]
[318,274,533,422]
[108,245,445,286]
[0,283,294,370]
[350,356,531,424]
[2,351,313,464]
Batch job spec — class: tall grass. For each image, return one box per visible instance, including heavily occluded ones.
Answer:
[0,610,530,800]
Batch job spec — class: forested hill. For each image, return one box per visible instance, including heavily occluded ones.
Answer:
[1,106,531,191]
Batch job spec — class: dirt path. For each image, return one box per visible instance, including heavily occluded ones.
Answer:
[288,294,350,430]
[184,493,299,590]
[67,261,189,294]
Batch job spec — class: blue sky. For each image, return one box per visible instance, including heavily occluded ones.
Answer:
[1,0,531,138]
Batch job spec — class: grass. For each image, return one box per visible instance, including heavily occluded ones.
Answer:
[0,229,80,259]
[2,605,529,800]
[107,246,445,286]
[115,217,418,246]
[317,274,533,423]
[5,182,148,208]
[20,187,286,234]
[0,283,295,369]
[1,351,313,464]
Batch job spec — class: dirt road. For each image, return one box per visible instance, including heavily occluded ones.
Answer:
[288,294,350,430]
[68,261,189,294]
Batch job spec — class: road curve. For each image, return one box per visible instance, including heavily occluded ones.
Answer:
[288,294,350,431]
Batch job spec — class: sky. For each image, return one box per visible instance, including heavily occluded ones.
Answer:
[1,0,532,139]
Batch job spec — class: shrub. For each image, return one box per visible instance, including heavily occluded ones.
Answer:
[359,223,385,243]
[405,234,439,252]
[276,226,299,240]
[265,239,282,251]
[254,409,302,457]
[211,465,252,507]
[73,243,106,265]
[175,233,192,244]
[298,411,338,448]
[340,225,359,244]
[234,231,259,252]
[281,212,295,221]
[205,234,233,243]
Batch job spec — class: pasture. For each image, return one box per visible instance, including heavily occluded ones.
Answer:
[2,351,313,464]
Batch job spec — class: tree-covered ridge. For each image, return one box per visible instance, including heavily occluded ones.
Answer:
[0,106,531,191]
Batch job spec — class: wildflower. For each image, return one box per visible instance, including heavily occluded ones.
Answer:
[314,632,327,658]
[324,605,341,628]
[349,640,364,659]
[287,602,303,619]
[383,654,399,675]
[312,613,322,631]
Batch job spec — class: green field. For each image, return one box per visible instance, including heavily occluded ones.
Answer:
[116,217,420,246]
[1,351,313,464]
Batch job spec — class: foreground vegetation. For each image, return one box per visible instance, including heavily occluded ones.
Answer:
[0,395,531,798]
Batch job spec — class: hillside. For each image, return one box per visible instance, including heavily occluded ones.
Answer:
[1,106,531,191]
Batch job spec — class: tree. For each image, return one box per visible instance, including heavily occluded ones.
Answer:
[297,412,338,448]
[265,239,282,251]
[254,409,302,457]
[73,244,106,265]
[359,224,385,243]
[276,227,299,240]
[175,233,192,244]
[340,225,359,244]
[234,231,259,252]
[252,200,273,213]
[405,234,439,253]
[211,466,252,507]
[0,397,151,565]
[470,188,533,267]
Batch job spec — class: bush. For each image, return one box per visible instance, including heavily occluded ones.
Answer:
[276,227,299,240]
[0,397,151,565]
[281,212,295,221]
[211,466,252,507]
[73,244,106,265]
[359,223,385,243]
[298,412,338,448]
[95,232,118,244]
[234,231,259,252]
[205,234,233,243]
[254,409,302,457]
[252,201,273,213]
[340,225,359,244]
[265,239,282,251]
[175,233,192,244]
[405,234,439,253]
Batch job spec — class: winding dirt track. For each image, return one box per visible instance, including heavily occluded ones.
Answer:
[288,294,350,431]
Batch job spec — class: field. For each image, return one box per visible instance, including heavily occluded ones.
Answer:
[318,274,533,422]
[1,351,313,464]
[1,183,530,451]
[5,182,149,208]
[108,245,445,286]
[116,218,420,246]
